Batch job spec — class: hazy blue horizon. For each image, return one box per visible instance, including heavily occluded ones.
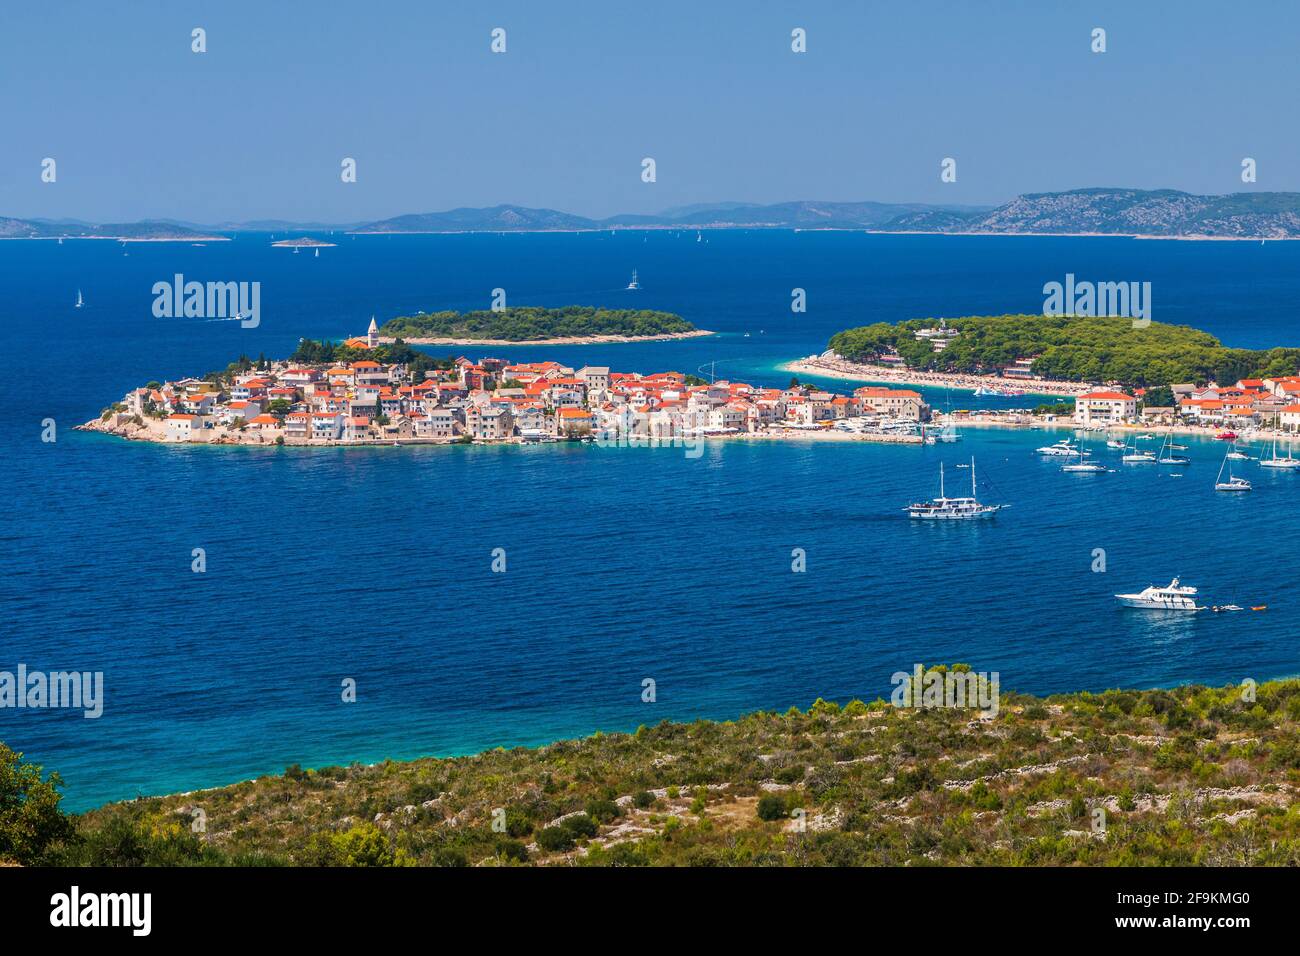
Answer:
[2,1,1297,222]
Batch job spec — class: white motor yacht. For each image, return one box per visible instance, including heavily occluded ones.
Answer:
[1115,578,1202,610]
[1036,438,1079,456]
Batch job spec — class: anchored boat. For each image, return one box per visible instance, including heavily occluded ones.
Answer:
[1121,432,1156,463]
[1215,446,1252,491]
[1036,438,1079,457]
[1258,433,1300,469]
[1115,578,1202,611]
[906,457,1004,520]
[1156,432,1190,466]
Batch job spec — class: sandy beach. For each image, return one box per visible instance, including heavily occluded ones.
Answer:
[379,329,716,347]
[783,355,1089,398]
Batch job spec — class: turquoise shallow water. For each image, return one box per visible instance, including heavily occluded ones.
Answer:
[3,231,1300,810]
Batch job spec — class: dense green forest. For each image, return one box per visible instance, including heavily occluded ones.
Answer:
[380,306,696,341]
[289,338,455,380]
[7,672,1300,867]
[828,315,1300,387]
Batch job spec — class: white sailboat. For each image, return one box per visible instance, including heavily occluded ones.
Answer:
[1156,431,1190,465]
[905,457,1004,519]
[1121,431,1155,463]
[1215,447,1252,491]
[1257,432,1300,469]
[1062,443,1106,472]
[74,289,83,309]
[626,269,640,290]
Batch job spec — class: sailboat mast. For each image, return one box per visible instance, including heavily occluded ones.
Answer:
[939,462,945,498]
[970,456,976,497]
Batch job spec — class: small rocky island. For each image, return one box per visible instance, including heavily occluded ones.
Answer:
[378,305,712,345]
[270,237,337,248]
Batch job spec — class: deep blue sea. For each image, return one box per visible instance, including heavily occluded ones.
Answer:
[4,231,1300,810]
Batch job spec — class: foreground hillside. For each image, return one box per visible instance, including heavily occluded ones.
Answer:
[9,673,1300,866]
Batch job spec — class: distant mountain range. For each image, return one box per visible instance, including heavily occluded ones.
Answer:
[885,189,1300,238]
[0,217,225,240]
[353,200,987,233]
[6,189,1300,239]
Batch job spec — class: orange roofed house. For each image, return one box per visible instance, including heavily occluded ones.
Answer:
[554,407,593,437]
[852,387,930,421]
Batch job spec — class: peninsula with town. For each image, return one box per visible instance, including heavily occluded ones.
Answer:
[81,315,930,448]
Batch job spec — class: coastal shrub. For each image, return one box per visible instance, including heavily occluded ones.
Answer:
[0,745,75,866]
[496,840,529,863]
[66,815,210,867]
[889,765,936,797]
[966,781,1002,812]
[404,781,441,804]
[756,794,786,821]
[305,823,407,867]
[633,790,655,809]
[585,799,621,824]
[805,765,844,798]
[561,813,598,839]
[1008,725,1044,747]
[582,840,651,867]
[535,826,575,852]
[428,846,468,867]
[775,765,804,784]
[1266,739,1300,771]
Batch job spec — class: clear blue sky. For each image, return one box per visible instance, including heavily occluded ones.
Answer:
[1,0,1295,222]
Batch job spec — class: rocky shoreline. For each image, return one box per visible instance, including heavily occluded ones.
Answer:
[78,414,922,448]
